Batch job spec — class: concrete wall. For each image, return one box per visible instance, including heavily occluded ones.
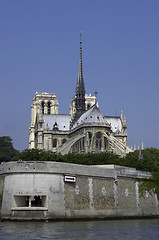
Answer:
[0,161,158,220]
[0,175,4,212]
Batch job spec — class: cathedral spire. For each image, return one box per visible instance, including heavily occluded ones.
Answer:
[74,34,86,118]
[76,33,85,93]
[70,34,86,128]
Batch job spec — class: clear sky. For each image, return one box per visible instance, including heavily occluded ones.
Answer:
[0,0,159,151]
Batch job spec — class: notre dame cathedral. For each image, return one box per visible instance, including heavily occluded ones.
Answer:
[29,37,133,156]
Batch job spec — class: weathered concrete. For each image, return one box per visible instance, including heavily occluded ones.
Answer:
[0,161,158,220]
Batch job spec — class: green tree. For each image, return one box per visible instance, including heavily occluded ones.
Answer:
[0,136,19,163]
[122,148,159,172]
[122,148,159,200]
[139,172,159,199]
[12,148,57,162]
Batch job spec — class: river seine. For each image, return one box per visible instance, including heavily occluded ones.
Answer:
[0,219,159,240]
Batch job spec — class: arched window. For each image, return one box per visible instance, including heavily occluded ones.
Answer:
[53,139,57,148]
[41,101,44,114]
[96,132,102,150]
[48,102,51,114]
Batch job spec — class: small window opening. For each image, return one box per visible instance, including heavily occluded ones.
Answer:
[14,195,46,208]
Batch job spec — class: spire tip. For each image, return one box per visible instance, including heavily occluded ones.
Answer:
[80,32,82,44]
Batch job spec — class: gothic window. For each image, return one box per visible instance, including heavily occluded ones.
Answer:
[96,131,102,150]
[41,101,44,114]
[48,102,51,114]
[53,138,57,148]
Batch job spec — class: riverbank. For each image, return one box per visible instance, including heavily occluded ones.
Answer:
[0,161,158,220]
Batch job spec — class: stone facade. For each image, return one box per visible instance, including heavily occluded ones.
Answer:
[0,162,158,220]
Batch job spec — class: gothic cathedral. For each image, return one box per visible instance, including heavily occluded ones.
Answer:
[29,37,133,156]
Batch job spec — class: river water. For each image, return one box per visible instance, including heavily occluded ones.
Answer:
[0,219,159,240]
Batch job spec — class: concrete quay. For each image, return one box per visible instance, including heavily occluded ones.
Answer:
[0,161,158,220]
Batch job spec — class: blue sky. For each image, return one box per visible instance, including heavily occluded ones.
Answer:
[0,0,159,151]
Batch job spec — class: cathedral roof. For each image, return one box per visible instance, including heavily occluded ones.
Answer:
[72,104,109,129]
[72,104,123,133]
[105,116,122,132]
[44,114,71,131]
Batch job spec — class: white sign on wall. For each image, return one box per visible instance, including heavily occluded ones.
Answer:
[64,175,76,183]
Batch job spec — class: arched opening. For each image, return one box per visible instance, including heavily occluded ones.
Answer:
[41,101,44,114]
[48,102,51,114]
[96,131,102,150]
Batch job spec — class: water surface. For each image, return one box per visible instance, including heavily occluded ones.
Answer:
[0,219,159,240]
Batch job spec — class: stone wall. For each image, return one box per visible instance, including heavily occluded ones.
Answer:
[0,161,158,220]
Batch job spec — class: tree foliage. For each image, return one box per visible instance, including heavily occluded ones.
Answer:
[121,148,159,172]
[12,149,120,165]
[0,136,19,163]
[139,172,159,199]
[11,147,159,171]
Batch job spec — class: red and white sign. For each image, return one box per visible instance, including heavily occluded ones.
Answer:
[64,175,76,183]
